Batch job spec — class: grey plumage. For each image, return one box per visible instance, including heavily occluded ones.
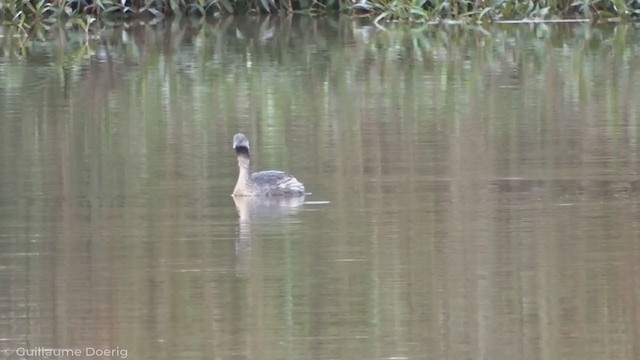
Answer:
[232,133,306,197]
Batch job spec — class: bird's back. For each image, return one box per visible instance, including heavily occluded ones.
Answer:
[251,171,305,196]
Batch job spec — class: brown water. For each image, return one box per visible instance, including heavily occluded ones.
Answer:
[1,17,640,360]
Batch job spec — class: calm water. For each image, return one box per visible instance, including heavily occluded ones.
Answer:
[1,17,640,360]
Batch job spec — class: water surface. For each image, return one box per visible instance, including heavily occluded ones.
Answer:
[1,17,639,360]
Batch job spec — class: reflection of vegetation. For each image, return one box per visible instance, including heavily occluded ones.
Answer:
[1,0,640,22]
[0,18,635,215]
[1,16,639,202]
[1,18,638,134]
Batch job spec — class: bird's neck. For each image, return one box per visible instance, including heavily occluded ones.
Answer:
[234,155,252,196]
[237,154,251,174]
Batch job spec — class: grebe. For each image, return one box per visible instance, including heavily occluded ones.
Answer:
[232,133,306,197]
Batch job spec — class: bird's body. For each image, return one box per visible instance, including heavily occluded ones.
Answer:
[232,133,305,197]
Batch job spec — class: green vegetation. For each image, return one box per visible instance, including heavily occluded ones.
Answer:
[1,0,640,24]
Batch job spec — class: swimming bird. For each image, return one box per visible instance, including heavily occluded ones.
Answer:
[232,133,306,197]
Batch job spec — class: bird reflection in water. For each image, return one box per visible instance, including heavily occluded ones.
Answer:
[233,196,306,277]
